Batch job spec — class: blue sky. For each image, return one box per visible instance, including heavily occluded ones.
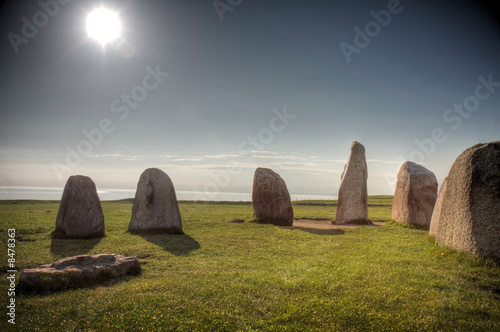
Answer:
[0,0,499,199]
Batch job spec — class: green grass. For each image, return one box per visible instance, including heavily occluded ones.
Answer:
[292,195,393,221]
[0,197,499,331]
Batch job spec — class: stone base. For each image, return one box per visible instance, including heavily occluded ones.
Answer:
[257,217,294,227]
[332,219,372,225]
[51,229,105,239]
[128,227,184,235]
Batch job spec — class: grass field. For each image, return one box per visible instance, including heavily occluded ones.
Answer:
[0,196,499,331]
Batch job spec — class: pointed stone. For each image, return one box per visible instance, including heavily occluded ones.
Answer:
[334,141,369,224]
[252,167,294,226]
[433,141,500,262]
[129,168,183,234]
[55,175,105,239]
[429,176,448,237]
[392,161,438,230]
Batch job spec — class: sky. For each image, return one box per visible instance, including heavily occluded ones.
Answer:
[0,0,499,200]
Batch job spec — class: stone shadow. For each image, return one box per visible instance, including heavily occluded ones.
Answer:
[288,227,345,236]
[137,233,200,256]
[20,274,139,297]
[50,236,102,257]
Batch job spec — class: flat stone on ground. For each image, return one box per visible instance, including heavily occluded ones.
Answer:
[19,254,141,293]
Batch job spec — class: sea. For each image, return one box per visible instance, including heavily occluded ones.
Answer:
[0,187,337,202]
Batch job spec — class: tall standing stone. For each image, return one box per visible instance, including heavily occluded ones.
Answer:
[55,175,105,239]
[432,141,500,262]
[429,177,448,237]
[334,141,369,224]
[392,161,438,229]
[252,168,294,226]
[129,168,183,234]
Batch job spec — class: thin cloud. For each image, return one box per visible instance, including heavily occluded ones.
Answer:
[367,159,403,165]
[154,163,231,170]
[252,155,308,161]
[88,153,125,158]
[308,157,347,163]
[160,155,177,159]
[171,157,205,162]
[250,150,279,155]
[204,154,240,159]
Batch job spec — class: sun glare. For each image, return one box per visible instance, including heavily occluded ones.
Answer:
[86,8,121,45]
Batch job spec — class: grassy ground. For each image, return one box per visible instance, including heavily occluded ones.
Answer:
[0,197,499,331]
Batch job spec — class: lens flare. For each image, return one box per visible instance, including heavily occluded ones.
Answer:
[86,8,121,45]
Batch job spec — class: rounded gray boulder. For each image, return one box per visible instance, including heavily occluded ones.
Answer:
[252,167,294,226]
[432,141,500,262]
[55,175,105,239]
[392,161,438,230]
[129,168,183,234]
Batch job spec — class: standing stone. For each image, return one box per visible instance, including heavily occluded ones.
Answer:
[392,161,438,229]
[252,168,294,226]
[55,175,105,239]
[334,141,369,224]
[433,141,500,262]
[429,177,448,237]
[129,168,183,234]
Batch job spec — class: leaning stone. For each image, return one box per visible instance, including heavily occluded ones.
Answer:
[252,167,294,226]
[433,141,500,262]
[18,254,140,293]
[392,161,438,229]
[334,141,370,224]
[129,168,183,234]
[55,175,105,239]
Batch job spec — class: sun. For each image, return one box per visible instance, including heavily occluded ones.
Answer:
[86,8,121,45]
